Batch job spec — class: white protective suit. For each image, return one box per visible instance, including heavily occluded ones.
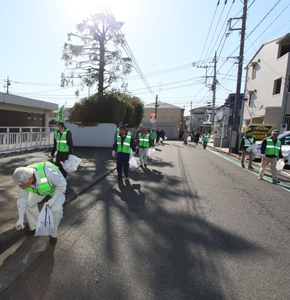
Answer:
[17,163,67,238]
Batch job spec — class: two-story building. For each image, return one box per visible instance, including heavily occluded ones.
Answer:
[242,33,290,131]
[190,106,213,132]
[141,101,184,139]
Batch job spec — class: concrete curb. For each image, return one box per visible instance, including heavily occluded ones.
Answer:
[0,167,116,247]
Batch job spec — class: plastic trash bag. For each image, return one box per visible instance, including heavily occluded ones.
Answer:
[187,136,191,142]
[164,136,168,140]
[35,205,55,236]
[277,159,285,173]
[129,155,138,171]
[147,147,155,159]
[246,143,258,153]
[60,155,82,174]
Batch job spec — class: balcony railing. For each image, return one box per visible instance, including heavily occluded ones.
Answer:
[0,127,54,152]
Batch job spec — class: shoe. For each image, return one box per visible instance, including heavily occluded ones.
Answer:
[27,229,36,235]
[125,174,129,178]
[248,166,254,170]
[48,154,53,158]
[118,177,122,181]
[50,236,58,244]
[272,180,280,184]
[258,176,263,180]
[241,164,245,168]
[144,164,147,167]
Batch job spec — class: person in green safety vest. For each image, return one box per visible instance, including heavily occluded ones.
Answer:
[240,130,256,169]
[12,161,67,244]
[202,130,210,149]
[48,121,59,159]
[150,129,157,145]
[136,126,153,168]
[114,121,123,140]
[112,126,136,180]
[55,121,73,178]
[259,130,284,184]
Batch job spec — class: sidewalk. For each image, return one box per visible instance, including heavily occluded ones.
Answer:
[0,147,116,246]
[206,141,290,180]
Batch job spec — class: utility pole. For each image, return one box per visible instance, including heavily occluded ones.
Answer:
[232,0,247,153]
[4,76,11,94]
[155,95,158,128]
[212,51,217,130]
[190,101,193,129]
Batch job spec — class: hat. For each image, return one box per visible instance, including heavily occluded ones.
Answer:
[246,130,252,133]
[272,130,279,134]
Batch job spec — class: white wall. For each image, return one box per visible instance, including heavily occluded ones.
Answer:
[64,122,116,147]
[243,41,289,125]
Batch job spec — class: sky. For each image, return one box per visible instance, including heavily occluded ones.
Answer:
[1,0,290,116]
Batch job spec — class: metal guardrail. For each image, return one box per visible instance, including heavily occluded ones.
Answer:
[0,127,54,152]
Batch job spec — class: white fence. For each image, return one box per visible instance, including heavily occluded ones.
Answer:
[0,127,54,152]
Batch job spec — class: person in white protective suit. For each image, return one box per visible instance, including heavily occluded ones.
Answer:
[12,161,67,244]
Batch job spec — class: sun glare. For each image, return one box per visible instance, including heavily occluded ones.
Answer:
[70,0,136,23]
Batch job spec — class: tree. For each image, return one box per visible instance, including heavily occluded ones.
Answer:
[61,13,132,95]
[67,92,144,127]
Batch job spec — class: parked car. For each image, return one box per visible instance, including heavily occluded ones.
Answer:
[252,131,290,165]
[279,131,290,166]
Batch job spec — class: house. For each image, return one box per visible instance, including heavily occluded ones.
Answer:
[141,101,184,139]
[242,33,290,132]
[214,93,243,138]
[190,106,213,132]
[0,93,58,127]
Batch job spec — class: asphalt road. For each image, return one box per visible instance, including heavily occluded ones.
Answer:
[1,141,290,300]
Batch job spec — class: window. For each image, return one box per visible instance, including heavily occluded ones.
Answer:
[34,113,38,120]
[39,114,43,121]
[273,78,282,95]
[27,113,31,120]
[252,64,256,79]
[248,92,254,107]
[229,109,233,116]
[279,44,290,58]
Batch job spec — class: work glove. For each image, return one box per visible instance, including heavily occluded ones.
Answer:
[48,154,54,158]
[16,219,25,231]
[261,154,266,159]
[45,199,55,208]
[112,150,116,157]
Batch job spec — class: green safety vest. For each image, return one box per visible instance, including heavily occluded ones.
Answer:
[56,129,70,152]
[24,162,60,196]
[243,136,254,147]
[151,132,157,140]
[117,134,132,153]
[139,133,150,147]
[265,137,281,156]
[203,133,210,140]
[116,127,120,135]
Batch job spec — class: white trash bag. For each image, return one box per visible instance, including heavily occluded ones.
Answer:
[277,159,285,173]
[147,147,155,159]
[129,155,138,171]
[60,154,82,174]
[246,143,258,153]
[187,136,191,142]
[35,205,55,236]
[164,136,168,140]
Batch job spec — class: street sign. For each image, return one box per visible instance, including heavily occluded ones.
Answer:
[150,118,155,123]
[243,124,276,140]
